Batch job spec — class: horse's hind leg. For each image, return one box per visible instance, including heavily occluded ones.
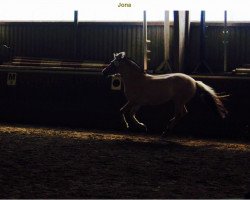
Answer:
[120,102,147,132]
[164,104,188,135]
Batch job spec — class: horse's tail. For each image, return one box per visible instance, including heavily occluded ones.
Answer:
[196,81,228,119]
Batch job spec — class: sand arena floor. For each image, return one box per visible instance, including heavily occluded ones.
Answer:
[0,123,249,198]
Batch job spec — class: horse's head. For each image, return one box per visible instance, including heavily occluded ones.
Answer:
[102,52,126,77]
[102,52,143,77]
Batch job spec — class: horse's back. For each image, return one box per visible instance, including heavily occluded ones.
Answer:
[169,73,197,101]
[148,73,196,101]
[146,73,196,86]
[132,73,197,105]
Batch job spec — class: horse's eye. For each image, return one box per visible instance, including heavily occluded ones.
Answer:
[114,60,119,67]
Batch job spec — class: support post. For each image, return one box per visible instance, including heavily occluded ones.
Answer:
[173,11,188,72]
[223,10,228,73]
[143,10,150,71]
[183,11,190,73]
[155,10,172,73]
[192,10,212,74]
[73,10,78,60]
[74,10,78,27]
[164,10,170,63]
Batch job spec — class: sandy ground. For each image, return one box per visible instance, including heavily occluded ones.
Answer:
[0,123,249,198]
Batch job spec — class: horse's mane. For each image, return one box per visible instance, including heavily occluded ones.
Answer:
[124,57,145,74]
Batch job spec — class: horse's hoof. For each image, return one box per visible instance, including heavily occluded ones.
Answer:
[161,126,173,137]
[161,131,168,138]
[139,123,147,133]
[129,124,147,133]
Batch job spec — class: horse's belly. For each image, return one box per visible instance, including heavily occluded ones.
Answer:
[140,91,172,105]
[125,74,196,106]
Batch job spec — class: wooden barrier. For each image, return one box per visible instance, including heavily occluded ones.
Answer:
[0,63,250,137]
[5,57,107,68]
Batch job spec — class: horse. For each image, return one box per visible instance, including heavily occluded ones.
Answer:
[102,52,228,133]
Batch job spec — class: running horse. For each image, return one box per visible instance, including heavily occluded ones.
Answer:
[102,52,228,133]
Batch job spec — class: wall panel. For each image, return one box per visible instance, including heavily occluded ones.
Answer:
[0,21,250,73]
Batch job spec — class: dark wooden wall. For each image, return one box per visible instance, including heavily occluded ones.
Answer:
[0,66,250,138]
[1,21,250,72]
[0,21,250,138]
[187,23,250,73]
[0,22,164,69]
[0,67,125,129]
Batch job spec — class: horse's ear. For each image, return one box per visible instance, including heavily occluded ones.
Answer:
[121,52,126,59]
[114,52,126,60]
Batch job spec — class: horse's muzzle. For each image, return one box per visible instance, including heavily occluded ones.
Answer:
[102,65,116,77]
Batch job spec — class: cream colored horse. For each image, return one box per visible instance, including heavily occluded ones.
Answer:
[102,52,228,133]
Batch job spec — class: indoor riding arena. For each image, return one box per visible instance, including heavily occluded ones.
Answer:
[0,8,250,199]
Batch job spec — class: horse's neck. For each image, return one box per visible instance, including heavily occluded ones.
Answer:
[121,72,145,88]
[120,61,145,88]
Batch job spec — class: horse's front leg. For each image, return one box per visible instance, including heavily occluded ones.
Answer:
[120,102,147,132]
[120,102,131,129]
[130,105,148,132]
